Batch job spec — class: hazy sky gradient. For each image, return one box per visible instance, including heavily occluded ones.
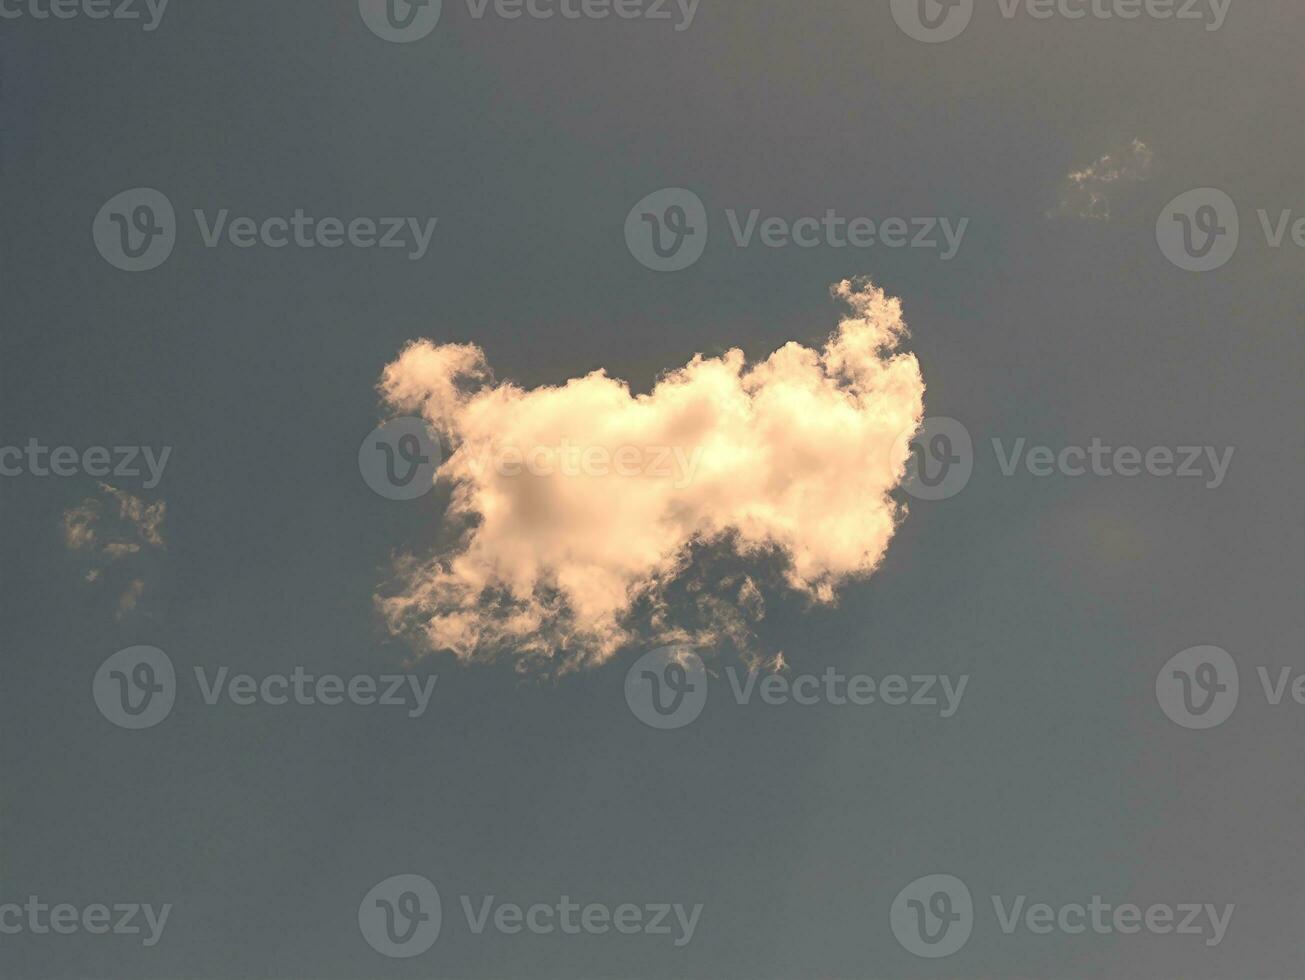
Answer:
[3,2,1304,977]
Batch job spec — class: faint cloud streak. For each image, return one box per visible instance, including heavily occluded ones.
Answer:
[1051,139,1155,220]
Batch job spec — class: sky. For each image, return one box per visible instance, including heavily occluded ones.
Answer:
[2,1,1305,977]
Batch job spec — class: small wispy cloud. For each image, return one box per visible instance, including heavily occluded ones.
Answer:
[373,278,926,674]
[1050,139,1155,220]
[116,578,147,618]
[62,483,166,620]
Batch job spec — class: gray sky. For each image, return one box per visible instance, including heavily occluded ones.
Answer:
[2,1,1304,977]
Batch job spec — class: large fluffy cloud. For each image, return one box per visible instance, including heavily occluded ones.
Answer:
[375,279,926,673]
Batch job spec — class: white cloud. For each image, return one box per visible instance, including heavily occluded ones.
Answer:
[117,578,147,620]
[374,279,926,673]
[1051,139,1154,220]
